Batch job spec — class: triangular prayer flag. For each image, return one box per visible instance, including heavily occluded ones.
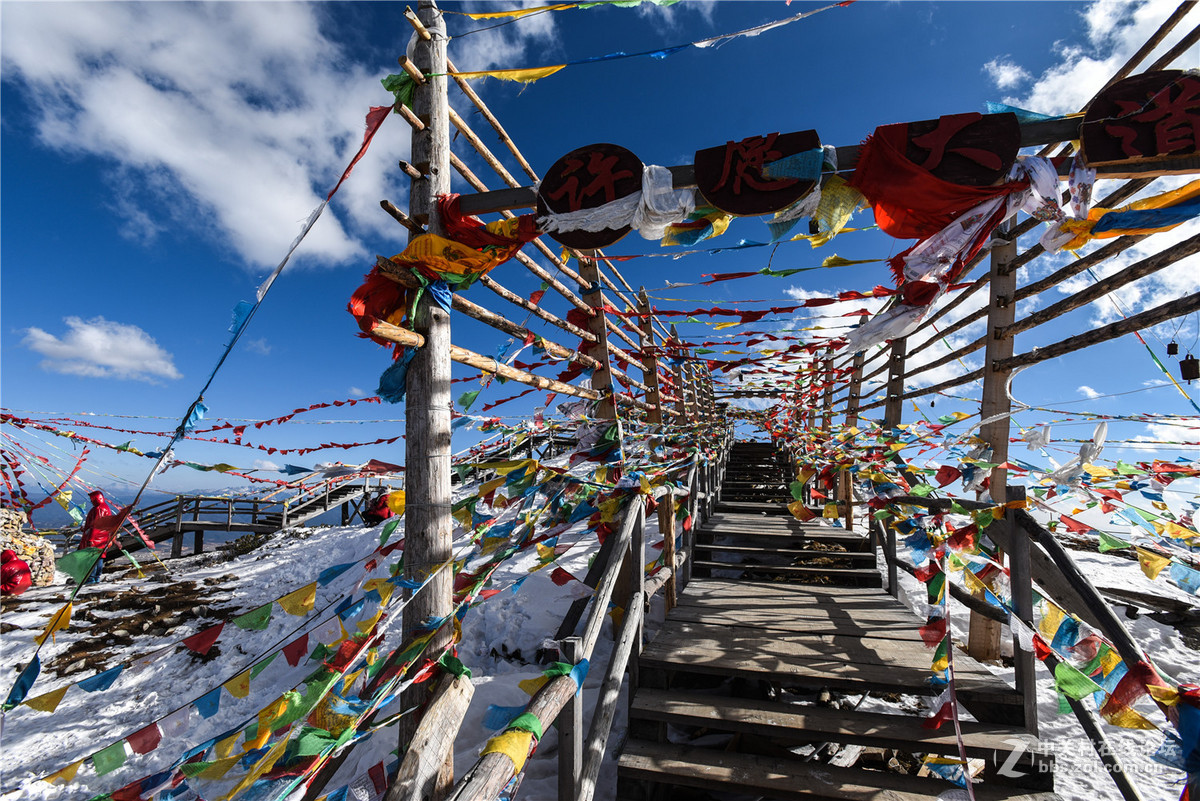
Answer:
[224,670,251,699]
[25,684,69,713]
[282,634,310,667]
[78,665,123,693]
[1136,547,1172,579]
[1098,531,1132,552]
[35,604,73,646]
[43,759,83,785]
[278,583,318,616]
[194,688,222,719]
[249,653,278,680]
[56,549,101,585]
[4,656,40,710]
[233,604,273,631]
[183,623,225,656]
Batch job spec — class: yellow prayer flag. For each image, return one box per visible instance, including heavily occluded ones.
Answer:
[386,490,406,516]
[215,732,240,759]
[221,736,289,801]
[518,675,549,696]
[599,498,622,523]
[465,3,576,20]
[278,583,318,617]
[244,696,290,752]
[35,603,73,646]
[1038,605,1065,639]
[1136,547,1172,580]
[195,753,242,780]
[536,542,556,562]
[224,671,251,699]
[1101,705,1158,730]
[822,503,839,519]
[25,685,70,713]
[481,730,534,772]
[42,759,83,784]
[1147,685,1180,706]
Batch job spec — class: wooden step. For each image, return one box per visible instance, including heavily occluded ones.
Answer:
[699,528,870,551]
[640,622,1021,705]
[618,741,1060,801]
[715,500,794,515]
[629,689,1039,760]
[693,561,882,587]
[693,543,875,562]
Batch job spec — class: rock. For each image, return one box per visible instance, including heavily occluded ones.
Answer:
[1,508,58,587]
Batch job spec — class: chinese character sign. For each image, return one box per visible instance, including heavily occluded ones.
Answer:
[694,130,821,216]
[537,143,643,249]
[1083,71,1200,175]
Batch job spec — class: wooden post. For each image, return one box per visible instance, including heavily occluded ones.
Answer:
[387,673,475,801]
[637,289,677,609]
[844,316,868,428]
[968,222,1018,662]
[580,257,616,420]
[1006,485,1037,735]
[557,636,583,801]
[821,347,834,439]
[401,1,454,791]
[883,337,907,431]
[669,325,688,422]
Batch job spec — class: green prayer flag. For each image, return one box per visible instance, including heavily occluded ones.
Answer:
[908,484,935,497]
[974,509,995,530]
[1098,531,1132,553]
[458,390,480,411]
[57,548,101,585]
[506,712,544,740]
[1057,691,1072,714]
[93,742,127,775]
[438,652,472,679]
[250,653,278,680]
[381,516,402,546]
[381,72,416,110]
[1054,660,1104,700]
[233,604,273,631]
[789,481,806,501]
[294,727,339,758]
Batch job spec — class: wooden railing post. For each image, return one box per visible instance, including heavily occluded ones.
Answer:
[969,221,1018,662]
[821,346,834,439]
[557,636,583,801]
[637,289,677,609]
[402,2,454,792]
[844,316,868,429]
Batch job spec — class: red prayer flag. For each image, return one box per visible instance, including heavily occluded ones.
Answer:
[934,465,961,487]
[283,634,310,667]
[182,623,225,656]
[550,567,576,586]
[127,723,162,755]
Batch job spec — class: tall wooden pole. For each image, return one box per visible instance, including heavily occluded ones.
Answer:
[670,325,691,422]
[821,347,834,439]
[968,223,1018,663]
[637,289,677,608]
[844,316,868,429]
[580,257,617,420]
[403,0,453,784]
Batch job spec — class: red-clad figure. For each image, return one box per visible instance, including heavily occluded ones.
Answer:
[79,490,116,584]
[1,550,33,596]
[362,492,394,526]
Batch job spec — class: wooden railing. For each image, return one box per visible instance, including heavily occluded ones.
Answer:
[444,432,730,800]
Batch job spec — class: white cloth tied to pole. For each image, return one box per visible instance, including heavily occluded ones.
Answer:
[537,164,695,241]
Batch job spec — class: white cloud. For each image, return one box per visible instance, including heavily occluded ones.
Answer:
[253,459,282,472]
[1,3,553,272]
[22,316,182,382]
[1078,385,1103,398]
[997,0,1199,116]
[242,338,272,356]
[348,386,368,397]
[982,57,1031,91]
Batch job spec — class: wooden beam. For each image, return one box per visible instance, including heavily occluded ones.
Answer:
[1001,233,1200,339]
[387,674,474,801]
[998,291,1200,372]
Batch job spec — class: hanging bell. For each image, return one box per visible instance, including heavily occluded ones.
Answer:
[1168,340,1179,356]
[1182,354,1199,384]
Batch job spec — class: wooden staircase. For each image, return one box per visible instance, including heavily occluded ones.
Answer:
[617,442,1056,800]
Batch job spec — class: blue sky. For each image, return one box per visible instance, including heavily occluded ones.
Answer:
[2,1,1198,515]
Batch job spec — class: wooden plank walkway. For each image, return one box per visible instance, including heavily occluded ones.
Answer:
[618,442,1056,800]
